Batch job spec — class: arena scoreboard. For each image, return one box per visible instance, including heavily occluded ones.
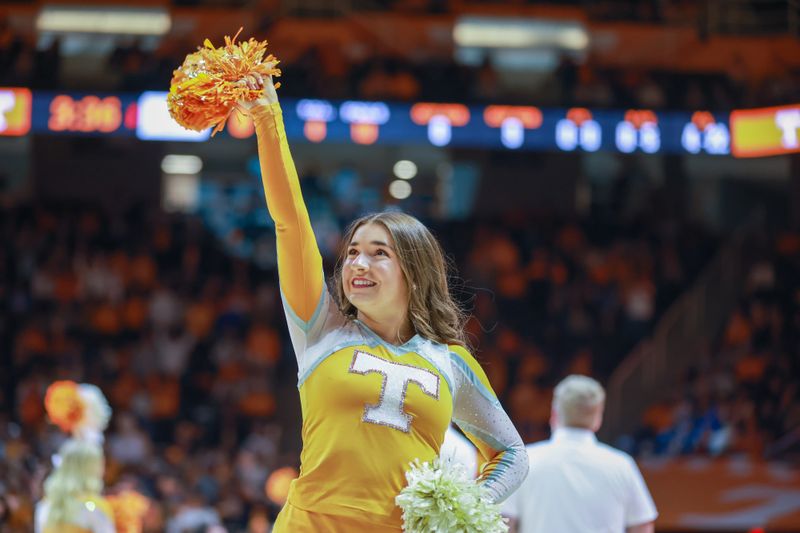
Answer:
[2,86,796,158]
[731,104,800,158]
[0,88,32,136]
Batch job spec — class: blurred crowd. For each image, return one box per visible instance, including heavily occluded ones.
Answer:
[624,233,800,460]
[460,212,715,444]
[2,14,798,111]
[1,203,294,532]
[0,177,721,531]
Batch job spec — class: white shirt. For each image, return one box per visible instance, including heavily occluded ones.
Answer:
[440,426,479,478]
[502,427,657,533]
[166,507,221,533]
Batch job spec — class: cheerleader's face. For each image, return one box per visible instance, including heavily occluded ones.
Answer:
[343,223,409,319]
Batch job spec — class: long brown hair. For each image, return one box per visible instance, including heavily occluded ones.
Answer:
[333,211,468,347]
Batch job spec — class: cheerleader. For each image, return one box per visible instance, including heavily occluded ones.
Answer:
[233,71,529,531]
[35,381,115,533]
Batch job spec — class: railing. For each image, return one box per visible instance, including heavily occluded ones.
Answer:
[602,210,765,441]
[791,0,800,35]
[279,0,353,17]
[279,0,402,16]
[708,0,800,35]
[278,0,799,33]
[766,424,800,459]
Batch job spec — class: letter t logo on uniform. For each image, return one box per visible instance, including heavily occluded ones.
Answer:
[349,350,440,432]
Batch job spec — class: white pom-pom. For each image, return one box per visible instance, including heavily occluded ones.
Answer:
[396,458,508,533]
[76,384,111,442]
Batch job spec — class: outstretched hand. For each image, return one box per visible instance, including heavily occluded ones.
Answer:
[237,67,279,115]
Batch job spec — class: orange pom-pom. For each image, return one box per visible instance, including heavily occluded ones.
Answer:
[167,28,281,136]
[265,466,298,506]
[108,491,150,533]
[44,381,84,433]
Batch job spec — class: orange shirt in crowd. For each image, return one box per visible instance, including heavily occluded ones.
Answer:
[724,311,752,347]
[122,296,148,331]
[90,302,122,335]
[245,324,281,366]
[736,353,768,384]
[130,254,157,290]
[185,300,216,339]
[147,376,180,419]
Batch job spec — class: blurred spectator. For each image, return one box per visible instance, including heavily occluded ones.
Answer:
[358,58,421,101]
[0,17,24,84]
[108,412,152,466]
[626,232,800,459]
[166,489,223,533]
[32,37,61,90]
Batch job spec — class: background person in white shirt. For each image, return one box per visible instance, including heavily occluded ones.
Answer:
[502,375,657,533]
[440,425,479,478]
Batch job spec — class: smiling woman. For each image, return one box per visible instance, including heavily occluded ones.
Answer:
[341,221,412,345]
[235,70,528,532]
[336,214,466,349]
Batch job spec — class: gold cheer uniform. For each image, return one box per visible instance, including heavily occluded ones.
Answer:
[253,103,528,532]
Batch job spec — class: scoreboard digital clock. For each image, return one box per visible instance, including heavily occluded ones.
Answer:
[48,95,124,133]
[32,92,138,136]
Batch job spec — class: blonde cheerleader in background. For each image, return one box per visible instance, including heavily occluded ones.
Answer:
[35,381,115,533]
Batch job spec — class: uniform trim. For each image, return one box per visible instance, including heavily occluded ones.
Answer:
[448,352,501,408]
[297,339,366,386]
[454,419,516,487]
[281,281,327,332]
[454,419,508,452]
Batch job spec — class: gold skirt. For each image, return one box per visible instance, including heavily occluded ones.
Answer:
[273,501,403,532]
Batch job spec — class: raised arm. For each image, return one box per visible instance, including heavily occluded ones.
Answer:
[449,345,529,502]
[242,77,324,323]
